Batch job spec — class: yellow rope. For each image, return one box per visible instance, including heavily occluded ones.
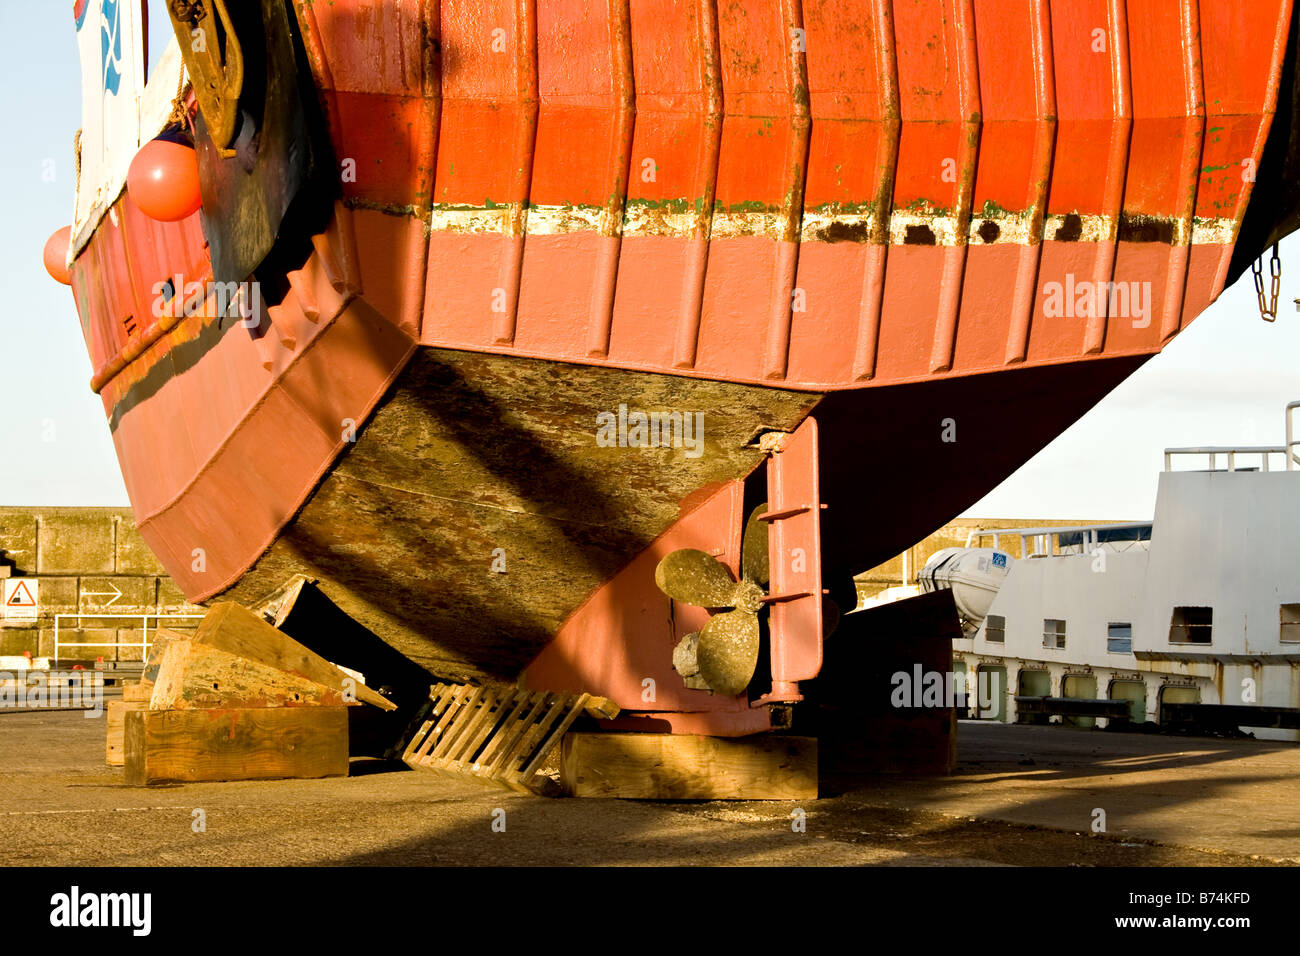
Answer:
[166,64,191,131]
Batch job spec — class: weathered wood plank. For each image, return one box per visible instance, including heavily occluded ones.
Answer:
[105,699,148,766]
[194,602,395,711]
[147,639,192,712]
[106,700,124,765]
[142,629,189,686]
[124,707,349,785]
[149,639,343,710]
[583,696,620,720]
[561,733,818,800]
[517,693,590,781]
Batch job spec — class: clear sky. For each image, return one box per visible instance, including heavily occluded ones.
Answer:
[2,1,1298,521]
[0,1,171,507]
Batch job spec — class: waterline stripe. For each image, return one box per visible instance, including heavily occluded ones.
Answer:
[426,204,1238,246]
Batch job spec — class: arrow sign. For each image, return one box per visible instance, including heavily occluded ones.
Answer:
[81,581,123,607]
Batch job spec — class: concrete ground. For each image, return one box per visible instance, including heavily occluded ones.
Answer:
[0,709,1296,866]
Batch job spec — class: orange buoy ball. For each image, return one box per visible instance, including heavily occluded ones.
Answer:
[127,138,202,222]
[43,226,72,285]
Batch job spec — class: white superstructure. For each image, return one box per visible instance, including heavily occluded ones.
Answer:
[944,401,1300,741]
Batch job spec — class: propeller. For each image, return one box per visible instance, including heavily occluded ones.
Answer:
[655,505,769,696]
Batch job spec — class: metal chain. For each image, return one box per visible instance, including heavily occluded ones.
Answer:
[1253,242,1281,322]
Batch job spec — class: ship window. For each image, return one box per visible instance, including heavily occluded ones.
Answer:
[985,614,1005,643]
[1042,618,1066,649]
[1107,623,1133,654]
[1169,607,1212,645]
[1281,604,1300,643]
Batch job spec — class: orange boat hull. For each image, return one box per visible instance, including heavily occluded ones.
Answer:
[64,0,1298,720]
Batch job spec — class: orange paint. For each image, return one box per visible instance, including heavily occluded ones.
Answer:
[60,1,1299,716]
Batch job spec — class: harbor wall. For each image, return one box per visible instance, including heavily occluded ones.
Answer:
[0,507,202,661]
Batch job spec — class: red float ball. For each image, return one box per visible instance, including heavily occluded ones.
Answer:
[126,138,202,222]
[43,225,72,285]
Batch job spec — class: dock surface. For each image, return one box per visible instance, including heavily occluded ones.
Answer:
[0,712,1295,866]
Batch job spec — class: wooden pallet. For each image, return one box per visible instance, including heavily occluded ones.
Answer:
[402,683,615,793]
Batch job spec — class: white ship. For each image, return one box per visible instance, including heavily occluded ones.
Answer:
[921,401,1300,743]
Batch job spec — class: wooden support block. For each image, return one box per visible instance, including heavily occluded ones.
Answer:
[108,687,152,766]
[149,639,343,710]
[124,707,349,785]
[561,732,817,800]
[106,700,145,766]
[107,701,124,765]
[816,591,960,787]
[144,629,187,680]
[818,708,956,783]
[583,696,620,720]
[195,603,395,711]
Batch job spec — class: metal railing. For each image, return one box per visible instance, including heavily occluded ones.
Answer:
[966,522,1153,556]
[1287,400,1300,470]
[1162,445,1288,472]
[52,613,204,664]
[1164,400,1300,473]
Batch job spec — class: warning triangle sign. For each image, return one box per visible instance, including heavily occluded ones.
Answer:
[6,581,35,606]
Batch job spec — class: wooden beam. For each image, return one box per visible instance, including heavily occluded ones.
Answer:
[124,707,349,785]
[108,681,152,766]
[561,732,817,799]
[583,696,620,720]
[150,639,344,710]
[194,602,395,711]
[106,698,148,766]
[122,681,152,704]
[142,629,189,686]
[106,701,124,765]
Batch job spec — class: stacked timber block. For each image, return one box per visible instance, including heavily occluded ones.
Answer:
[113,602,395,786]
[812,589,961,792]
[105,681,151,766]
[560,733,818,800]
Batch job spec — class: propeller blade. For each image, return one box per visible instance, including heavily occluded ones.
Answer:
[655,548,738,607]
[741,504,770,586]
[695,609,760,697]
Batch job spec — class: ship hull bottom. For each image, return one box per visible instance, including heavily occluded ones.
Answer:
[210,344,1146,688]
[218,346,819,680]
[812,352,1150,602]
